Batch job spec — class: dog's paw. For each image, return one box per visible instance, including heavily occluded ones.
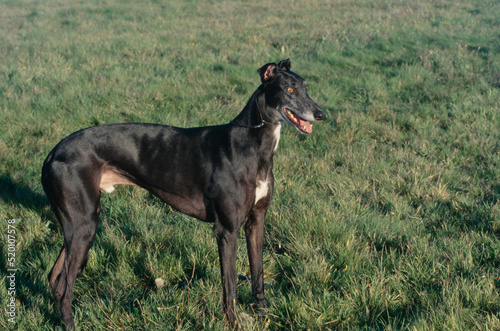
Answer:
[251,300,269,316]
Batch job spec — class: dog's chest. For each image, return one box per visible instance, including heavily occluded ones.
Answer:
[272,124,282,152]
[254,124,281,205]
[254,179,269,204]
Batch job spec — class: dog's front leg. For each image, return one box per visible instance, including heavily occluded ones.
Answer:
[245,209,268,310]
[214,222,239,327]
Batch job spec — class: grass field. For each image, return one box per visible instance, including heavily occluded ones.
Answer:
[1,0,499,329]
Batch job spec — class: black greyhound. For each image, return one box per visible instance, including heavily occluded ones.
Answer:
[42,59,325,328]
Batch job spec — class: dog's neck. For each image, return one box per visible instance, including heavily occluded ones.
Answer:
[231,88,279,129]
[230,88,282,159]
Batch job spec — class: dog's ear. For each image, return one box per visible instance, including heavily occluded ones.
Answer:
[257,62,278,84]
[278,59,291,71]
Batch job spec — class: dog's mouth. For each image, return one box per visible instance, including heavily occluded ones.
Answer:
[284,108,312,134]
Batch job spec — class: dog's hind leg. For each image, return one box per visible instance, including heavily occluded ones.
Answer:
[45,167,100,329]
[49,216,99,328]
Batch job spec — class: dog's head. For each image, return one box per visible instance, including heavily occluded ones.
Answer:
[257,59,325,134]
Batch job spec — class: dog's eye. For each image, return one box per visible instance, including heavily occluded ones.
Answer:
[287,87,295,93]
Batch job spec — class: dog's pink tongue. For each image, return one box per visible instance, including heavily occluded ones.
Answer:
[299,118,312,134]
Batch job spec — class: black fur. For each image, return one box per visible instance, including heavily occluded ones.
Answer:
[42,59,325,328]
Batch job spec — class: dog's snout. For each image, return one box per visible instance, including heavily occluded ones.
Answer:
[314,110,326,121]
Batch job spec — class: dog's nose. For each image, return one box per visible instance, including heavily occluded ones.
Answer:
[314,110,326,121]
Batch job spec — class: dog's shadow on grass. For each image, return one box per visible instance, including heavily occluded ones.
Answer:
[0,174,48,214]
[0,174,66,327]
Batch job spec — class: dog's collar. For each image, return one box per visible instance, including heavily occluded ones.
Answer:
[230,89,280,128]
[230,119,280,129]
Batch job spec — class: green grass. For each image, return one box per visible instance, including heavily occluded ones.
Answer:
[1,0,499,329]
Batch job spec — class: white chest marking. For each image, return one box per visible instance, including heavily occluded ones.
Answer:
[255,179,269,204]
[273,124,282,152]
